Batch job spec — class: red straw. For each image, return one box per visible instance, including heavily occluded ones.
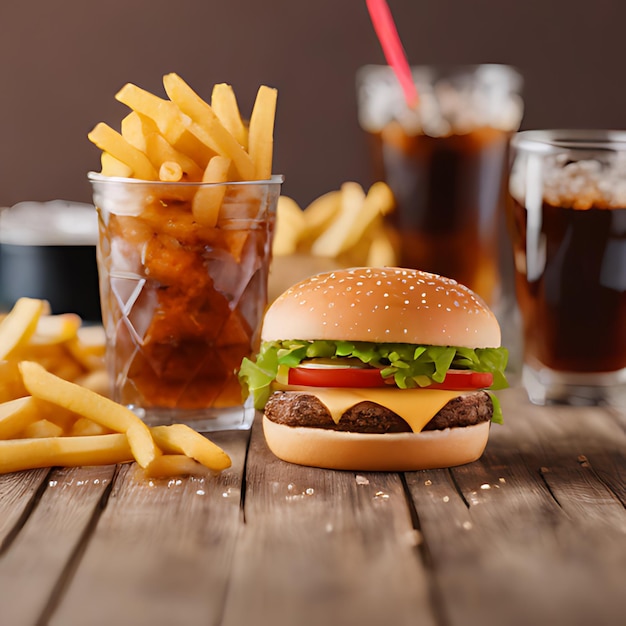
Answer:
[366,0,419,107]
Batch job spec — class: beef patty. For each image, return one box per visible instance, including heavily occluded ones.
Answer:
[264,391,493,433]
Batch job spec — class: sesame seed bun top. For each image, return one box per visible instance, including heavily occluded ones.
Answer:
[262,267,501,348]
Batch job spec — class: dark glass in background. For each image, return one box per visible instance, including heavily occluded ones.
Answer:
[0,201,101,322]
[0,243,101,322]
[357,65,523,308]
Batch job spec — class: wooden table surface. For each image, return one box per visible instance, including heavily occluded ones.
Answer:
[0,385,624,626]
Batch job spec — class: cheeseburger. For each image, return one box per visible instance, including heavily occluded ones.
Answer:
[239,267,508,471]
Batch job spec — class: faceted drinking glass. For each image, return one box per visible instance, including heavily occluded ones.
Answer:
[90,173,282,430]
[507,130,626,406]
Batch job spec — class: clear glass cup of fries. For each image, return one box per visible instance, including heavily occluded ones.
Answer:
[91,173,282,430]
[86,73,280,431]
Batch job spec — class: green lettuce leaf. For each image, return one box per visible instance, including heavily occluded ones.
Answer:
[488,392,504,425]
[239,339,509,419]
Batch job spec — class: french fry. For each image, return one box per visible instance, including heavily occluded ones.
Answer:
[143,454,211,478]
[211,83,248,149]
[73,369,110,397]
[299,191,342,245]
[33,400,78,433]
[66,325,106,371]
[339,181,395,253]
[30,313,82,346]
[163,73,255,180]
[19,361,159,468]
[0,361,26,403]
[76,325,106,351]
[101,152,133,178]
[248,85,277,180]
[117,93,216,169]
[150,424,231,472]
[0,297,47,360]
[311,182,366,257]
[0,434,133,474]
[21,419,64,439]
[147,134,203,180]
[168,132,216,170]
[159,161,184,182]
[124,112,202,180]
[366,229,395,266]
[88,123,158,181]
[0,397,41,439]
[70,417,113,437]
[273,196,306,255]
[121,111,159,152]
[191,156,232,227]
[367,180,395,216]
[17,344,85,382]
[127,422,162,468]
[115,83,187,143]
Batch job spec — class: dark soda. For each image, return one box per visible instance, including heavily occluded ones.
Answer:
[508,198,626,373]
[370,122,512,304]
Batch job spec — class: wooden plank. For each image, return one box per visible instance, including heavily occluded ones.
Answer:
[49,429,249,626]
[0,464,117,626]
[585,449,626,505]
[404,387,626,626]
[0,468,49,550]
[220,418,437,626]
[539,456,625,527]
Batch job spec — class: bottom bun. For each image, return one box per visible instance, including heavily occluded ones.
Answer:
[262,416,490,471]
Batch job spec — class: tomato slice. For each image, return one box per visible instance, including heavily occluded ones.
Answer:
[287,367,493,390]
[427,370,493,390]
[288,366,388,388]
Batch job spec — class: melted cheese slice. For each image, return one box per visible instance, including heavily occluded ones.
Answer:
[273,384,466,433]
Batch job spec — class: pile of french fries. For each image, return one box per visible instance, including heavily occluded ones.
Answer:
[273,181,397,266]
[0,298,107,403]
[268,181,398,299]
[88,74,277,219]
[0,298,231,477]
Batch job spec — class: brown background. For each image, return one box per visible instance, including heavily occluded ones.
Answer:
[0,0,624,208]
